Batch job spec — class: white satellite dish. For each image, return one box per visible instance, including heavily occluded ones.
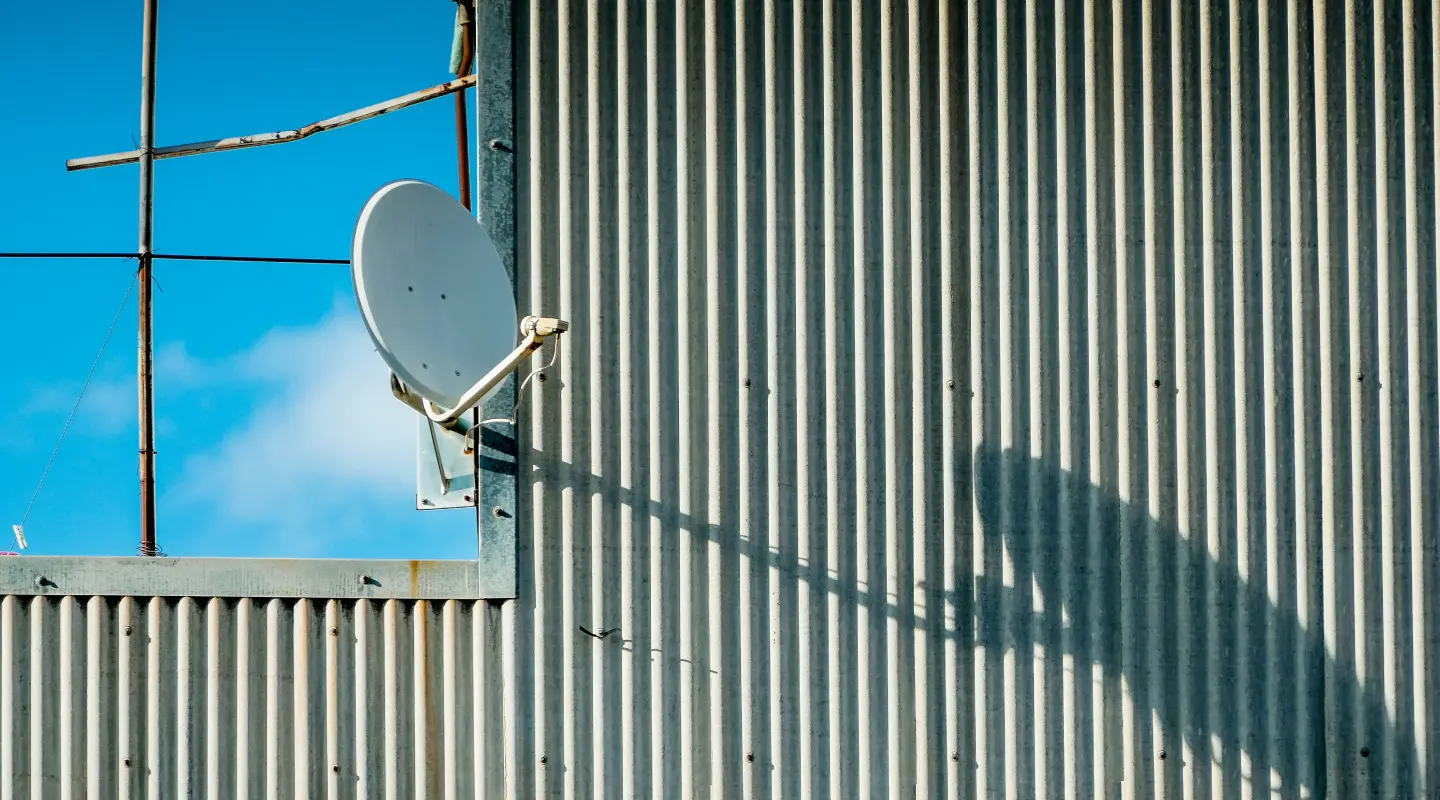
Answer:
[353,179,518,409]
[352,179,567,508]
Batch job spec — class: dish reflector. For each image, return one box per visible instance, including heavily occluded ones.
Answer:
[351,179,517,409]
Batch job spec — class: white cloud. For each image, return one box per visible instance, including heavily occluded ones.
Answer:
[170,307,418,550]
[155,342,215,387]
[16,342,210,442]
[22,373,135,437]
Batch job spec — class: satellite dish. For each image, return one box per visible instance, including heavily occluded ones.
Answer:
[350,179,568,510]
[352,179,518,410]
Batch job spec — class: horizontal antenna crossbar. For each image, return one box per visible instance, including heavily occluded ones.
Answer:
[0,252,347,265]
[152,253,349,265]
[66,74,478,171]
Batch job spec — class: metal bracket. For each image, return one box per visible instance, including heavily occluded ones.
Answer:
[420,315,568,428]
[416,416,476,509]
[391,316,563,514]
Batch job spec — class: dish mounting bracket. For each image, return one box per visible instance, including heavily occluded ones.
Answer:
[388,315,568,511]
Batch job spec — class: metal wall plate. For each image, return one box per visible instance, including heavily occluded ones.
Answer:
[416,416,477,510]
[474,0,517,591]
[0,556,495,599]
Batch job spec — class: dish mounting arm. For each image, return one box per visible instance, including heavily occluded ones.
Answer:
[391,315,568,431]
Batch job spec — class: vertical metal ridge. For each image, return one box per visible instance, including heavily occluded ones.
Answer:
[1287,0,1321,792]
[1082,0,1113,794]
[703,0,739,793]
[473,603,493,800]
[616,0,638,793]
[644,1,678,795]
[1314,0,1349,791]
[412,602,431,799]
[325,601,341,800]
[1171,0,1200,794]
[1230,0,1258,788]
[1420,0,1440,773]
[556,0,582,793]
[911,0,944,794]
[338,598,360,799]
[30,597,46,800]
[735,0,768,796]
[940,0,970,796]
[856,0,885,793]
[798,0,831,789]
[85,598,103,800]
[1257,0,1286,792]
[57,597,72,800]
[779,0,802,793]
[792,0,816,793]
[1199,0,1227,792]
[879,0,908,791]
[763,0,790,795]
[268,599,286,798]
[353,600,371,799]
[1344,0,1378,793]
[1407,0,1436,794]
[820,0,851,795]
[175,597,193,799]
[680,0,708,789]
[206,600,223,800]
[1139,0,1174,794]
[643,6,666,798]
[1111,0,1143,793]
[484,605,505,800]
[723,1,744,792]
[145,599,161,799]
[1230,0,1261,794]
[464,604,481,800]
[1023,0,1049,793]
[590,0,619,788]
[994,0,1020,794]
[296,600,315,797]
[1373,0,1403,794]
[968,0,992,794]
[616,0,645,795]
[124,598,139,800]
[235,599,252,799]
[1425,7,1439,794]
[584,0,617,792]
[1022,0,1049,786]
[3,599,13,800]
[523,0,562,791]
[206,600,227,799]
[1054,0,1081,794]
[599,0,625,789]
[381,600,399,798]
[676,1,697,791]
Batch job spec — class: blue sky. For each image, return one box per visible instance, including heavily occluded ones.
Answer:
[1,0,482,558]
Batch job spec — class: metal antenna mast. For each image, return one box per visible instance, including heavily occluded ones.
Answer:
[137,0,159,556]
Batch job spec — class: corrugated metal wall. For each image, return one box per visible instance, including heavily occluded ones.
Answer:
[508,0,1440,798]
[0,595,504,798]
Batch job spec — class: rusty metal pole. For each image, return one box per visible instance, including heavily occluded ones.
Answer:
[454,0,474,212]
[137,0,159,556]
[455,0,478,515]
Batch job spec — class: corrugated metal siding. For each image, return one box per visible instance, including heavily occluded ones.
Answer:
[0,595,504,798]
[509,0,1440,798]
